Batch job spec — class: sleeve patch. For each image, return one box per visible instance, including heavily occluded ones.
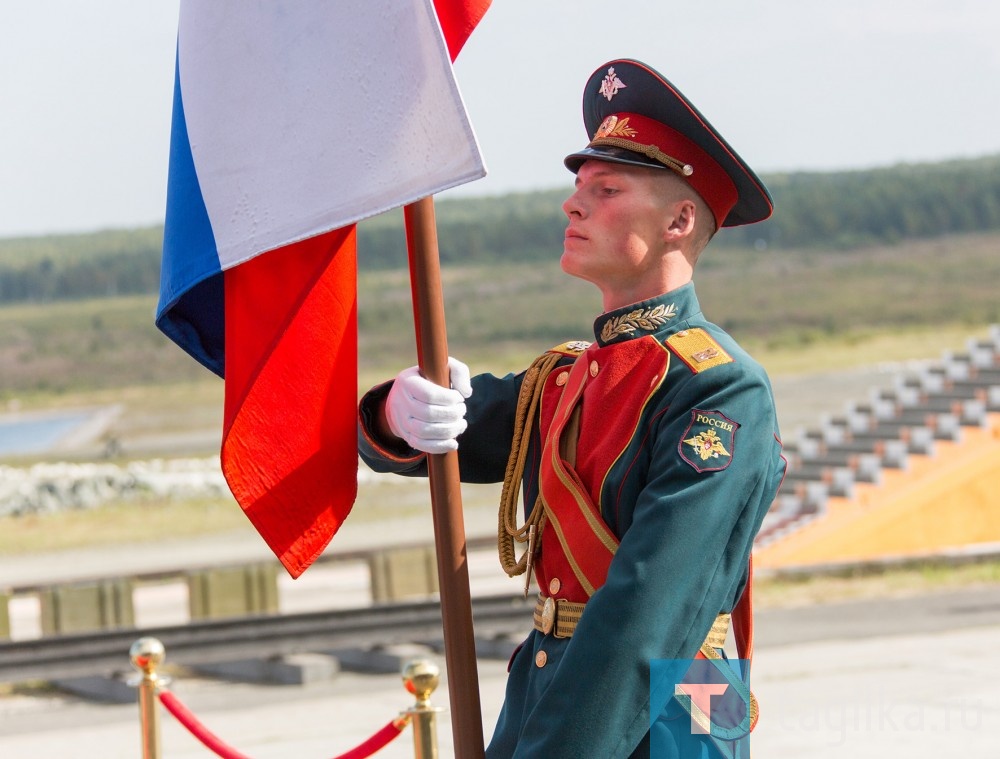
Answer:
[679,409,739,473]
[665,328,733,373]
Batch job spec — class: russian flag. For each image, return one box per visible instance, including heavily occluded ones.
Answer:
[157,0,490,578]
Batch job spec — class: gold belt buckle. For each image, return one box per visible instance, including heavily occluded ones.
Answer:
[540,596,556,635]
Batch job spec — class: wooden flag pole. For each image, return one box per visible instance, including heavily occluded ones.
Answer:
[403,197,486,759]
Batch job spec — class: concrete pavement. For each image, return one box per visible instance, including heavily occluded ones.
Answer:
[2,585,998,758]
[2,466,999,757]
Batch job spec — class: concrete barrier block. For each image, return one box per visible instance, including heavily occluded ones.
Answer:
[195,653,340,685]
[932,414,961,441]
[960,400,988,427]
[368,546,439,603]
[187,563,279,620]
[989,324,1000,349]
[38,579,135,636]
[0,590,10,640]
[881,440,909,469]
[329,643,436,674]
[52,674,136,704]
[854,454,882,484]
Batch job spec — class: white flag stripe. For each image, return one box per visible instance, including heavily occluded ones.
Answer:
[177,0,486,269]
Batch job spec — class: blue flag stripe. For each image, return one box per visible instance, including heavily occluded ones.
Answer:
[157,53,225,375]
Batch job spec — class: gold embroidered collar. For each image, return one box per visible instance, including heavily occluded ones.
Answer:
[598,302,677,344]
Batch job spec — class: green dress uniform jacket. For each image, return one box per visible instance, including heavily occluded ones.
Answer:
[358,282,786,758]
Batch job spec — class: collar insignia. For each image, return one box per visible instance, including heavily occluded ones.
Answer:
[599,303,676,343]
[599,67,627,101]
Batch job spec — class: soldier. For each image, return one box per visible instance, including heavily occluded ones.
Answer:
[359,59,786,758]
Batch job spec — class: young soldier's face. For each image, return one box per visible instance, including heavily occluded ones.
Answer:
[560,160,676,296]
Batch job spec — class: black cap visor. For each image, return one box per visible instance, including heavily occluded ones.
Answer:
[564,144,670,174]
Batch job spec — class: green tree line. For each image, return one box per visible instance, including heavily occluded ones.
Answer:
[0,227,163,303]
[721,155,1000,250]
[1,154,999,305]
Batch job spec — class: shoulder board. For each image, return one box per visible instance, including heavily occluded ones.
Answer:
[665,328,733,373]
[548,340,591,357]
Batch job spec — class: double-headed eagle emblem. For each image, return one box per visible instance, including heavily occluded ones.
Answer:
[683,429,731,461]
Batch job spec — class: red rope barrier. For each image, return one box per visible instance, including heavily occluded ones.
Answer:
[331,719,407,759]
[158,691,252,759]
[157,689,407,759]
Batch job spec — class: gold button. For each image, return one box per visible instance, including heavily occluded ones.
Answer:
[589,360,599,377]
[555,371,569,387]
[548,577,561,595]
[535,650,548,668]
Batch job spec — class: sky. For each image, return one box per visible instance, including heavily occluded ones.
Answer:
[2,1,999,239]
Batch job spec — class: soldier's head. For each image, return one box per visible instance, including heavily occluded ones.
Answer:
[564,59,772,260]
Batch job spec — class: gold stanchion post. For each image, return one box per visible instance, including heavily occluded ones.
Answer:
[402,659,445,759]
[129,637,168,759]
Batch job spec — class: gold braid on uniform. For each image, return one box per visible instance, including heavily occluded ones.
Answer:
[497,351,562,577]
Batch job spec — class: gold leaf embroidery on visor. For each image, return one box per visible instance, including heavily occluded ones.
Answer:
[594,115,637,139]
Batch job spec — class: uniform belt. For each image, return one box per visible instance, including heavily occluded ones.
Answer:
[533,594,731,648]
[532,595,586,639]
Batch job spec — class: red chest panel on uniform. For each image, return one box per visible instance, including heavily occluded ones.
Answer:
[534,336,669,602]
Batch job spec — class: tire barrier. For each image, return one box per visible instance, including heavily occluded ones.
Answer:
[129,637,441,759]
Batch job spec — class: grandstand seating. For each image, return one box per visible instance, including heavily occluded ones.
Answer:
[755,325,1000,565]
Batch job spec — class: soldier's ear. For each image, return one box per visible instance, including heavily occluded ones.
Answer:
[664,199,697,241]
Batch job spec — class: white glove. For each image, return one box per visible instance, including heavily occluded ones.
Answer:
[385,357,473,454]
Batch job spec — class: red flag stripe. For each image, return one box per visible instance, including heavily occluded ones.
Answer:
[222,228,357,578]
[434,0,492,60]
[220,2,491,577]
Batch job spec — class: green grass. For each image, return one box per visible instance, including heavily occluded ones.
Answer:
[3,231,998,401]
[749,323,996,376]
[755,559,1000,608]
[2,231,996,464]
[694,233,1000,346]
[0,295,206,401]
[0,497,248,555]
[0,476,502,555]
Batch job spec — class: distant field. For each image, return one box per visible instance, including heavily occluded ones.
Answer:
[3,231,998,399]
[0,230,996,463]
[0,231,997,567]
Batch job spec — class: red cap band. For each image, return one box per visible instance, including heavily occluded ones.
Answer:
[589,112,738,229]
